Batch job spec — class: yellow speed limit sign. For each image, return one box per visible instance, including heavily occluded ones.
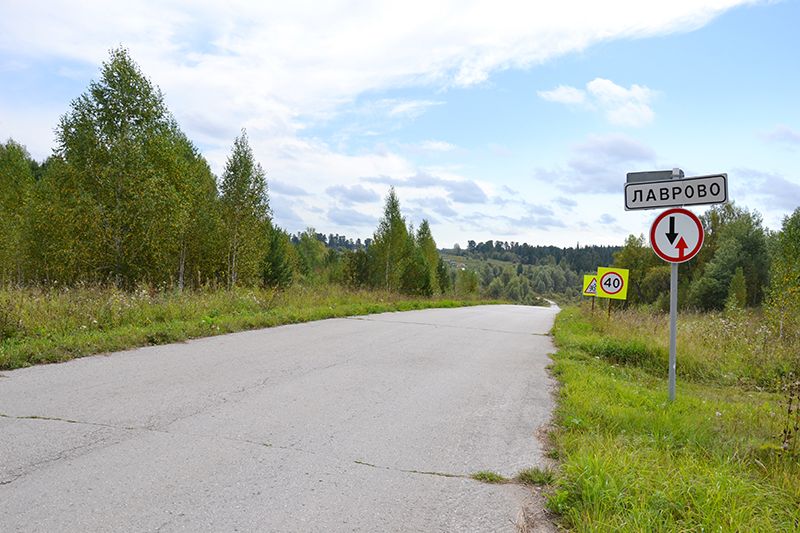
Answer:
[595,267,629,300]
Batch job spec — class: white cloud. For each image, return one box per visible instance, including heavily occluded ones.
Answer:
[415,140,457,152]
[364,173,488,204]
[326,184,381,204]
[537,85,586,104]
[762,125,800,146]
[539,78,656,127]
[1,1,753,140]
[586,78,655,127]
[385,100,443,119]
[533,133,657,194]
[0,0,758,243]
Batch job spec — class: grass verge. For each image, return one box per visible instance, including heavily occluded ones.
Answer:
[547,306,800,531]
[0,284,501,370]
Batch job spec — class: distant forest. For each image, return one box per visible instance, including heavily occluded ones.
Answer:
[450,241,619,274]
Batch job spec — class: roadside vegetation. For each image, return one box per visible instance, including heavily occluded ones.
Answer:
[547,305,800,531]
[0,284,491,370]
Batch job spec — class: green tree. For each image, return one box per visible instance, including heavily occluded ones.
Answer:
[400,242,433,296]
[25,157,97,283]
[219,130,270,287]
[455,269,479,297]
[613,234,658,305]
[689,238,741,310]
[368,188,410,291]
[416,220,439,293]
[641,265,671,306]
[767,208,800,339]
[261,224,295,288]
[486,277,505,299]
[436,257,451,294]
[690,205,768,310]
[295,228,327,281]
[725,266,747,311]
[505,276,527,302]
[53,47,202,286]
[0,140,35,283]
[343,248,370,288]
[167,132,225,290]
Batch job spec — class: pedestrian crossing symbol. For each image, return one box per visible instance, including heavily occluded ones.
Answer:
[582,275,597,297]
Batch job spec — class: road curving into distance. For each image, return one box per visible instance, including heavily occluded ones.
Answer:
[0,304,558,532]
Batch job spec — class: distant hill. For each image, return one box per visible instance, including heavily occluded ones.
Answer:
[442,240,621,275]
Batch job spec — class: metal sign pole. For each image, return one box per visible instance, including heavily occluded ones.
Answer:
[632,166,718,403]
[668,262,678,402]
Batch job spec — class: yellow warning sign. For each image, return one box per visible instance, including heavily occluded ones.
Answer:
[582,275,597,297]
[595,267,629,300]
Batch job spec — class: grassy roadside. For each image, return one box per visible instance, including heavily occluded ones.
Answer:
[547,306,800,531]
[0,284,502,370]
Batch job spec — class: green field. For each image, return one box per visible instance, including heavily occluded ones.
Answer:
[547,305,800,531]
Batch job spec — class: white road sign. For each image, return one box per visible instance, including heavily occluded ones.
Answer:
[650,208,704,263]
[625,174,727,211]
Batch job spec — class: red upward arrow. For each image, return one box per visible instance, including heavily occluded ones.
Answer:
[676,237,688,259]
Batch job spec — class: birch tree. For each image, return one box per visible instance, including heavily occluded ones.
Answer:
[54,47,187,286]
[368,187,409,291]
[0,140,35,283]
[219,130,270,287]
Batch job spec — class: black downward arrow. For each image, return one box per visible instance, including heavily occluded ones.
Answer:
[665,216,678,244]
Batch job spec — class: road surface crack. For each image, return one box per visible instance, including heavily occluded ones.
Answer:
[0,412,140,431]
[353,459,468,480]
[0,411,318,485]
[0,424,123,486]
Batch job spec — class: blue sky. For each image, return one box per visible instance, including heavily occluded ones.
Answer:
[1,0,798,247]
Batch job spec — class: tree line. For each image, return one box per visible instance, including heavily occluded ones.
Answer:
[444,238,619,304]
[452,240,619,274]
[0,48,462,297]
[612,203,800,336]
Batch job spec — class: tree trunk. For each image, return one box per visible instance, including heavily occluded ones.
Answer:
[177,241,186,292]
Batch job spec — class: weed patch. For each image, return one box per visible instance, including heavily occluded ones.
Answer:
[471,471,509,484]
[515,467,554,486]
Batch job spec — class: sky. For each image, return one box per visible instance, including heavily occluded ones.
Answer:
[1,0,798,248]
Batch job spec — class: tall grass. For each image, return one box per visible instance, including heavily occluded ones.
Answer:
[558,303,800,390]
[0,284,494,370]
[548,306,800,531]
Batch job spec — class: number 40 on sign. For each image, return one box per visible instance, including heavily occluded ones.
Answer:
[595,267,630,300]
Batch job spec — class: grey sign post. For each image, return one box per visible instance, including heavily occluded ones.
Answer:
[626,168,725,401]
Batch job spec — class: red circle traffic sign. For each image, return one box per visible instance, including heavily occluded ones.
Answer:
[650,208,704,263]
[599,271,624,295]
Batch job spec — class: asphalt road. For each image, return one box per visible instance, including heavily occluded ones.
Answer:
[0,304,558,532]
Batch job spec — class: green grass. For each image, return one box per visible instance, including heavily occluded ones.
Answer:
[0,284,498,370]
[547,306,800,532]
[515,467,555,486]
[471,471,509,484]
[471,467,555,486]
